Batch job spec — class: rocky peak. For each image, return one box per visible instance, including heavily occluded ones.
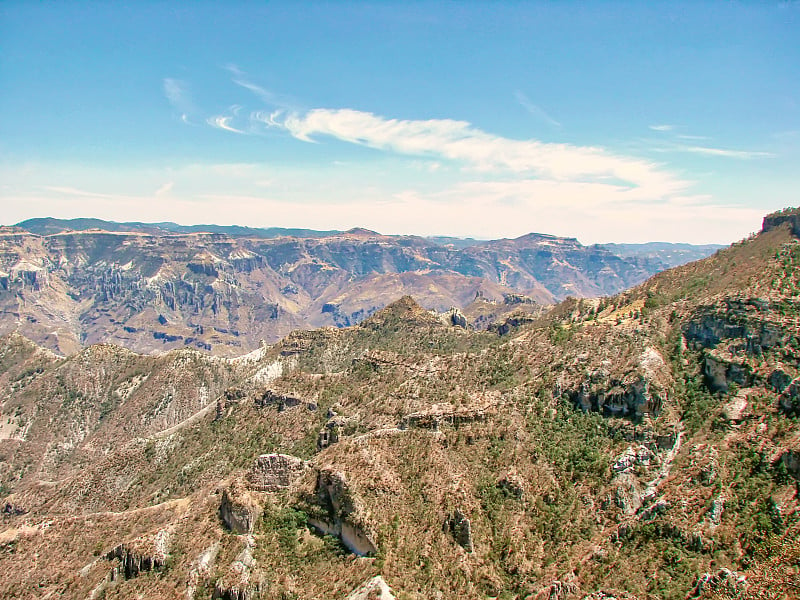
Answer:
[762,207,800,237]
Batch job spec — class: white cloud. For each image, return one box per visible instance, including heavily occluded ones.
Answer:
[253,108,688,197]
[207,116,245,134]
[649,124,674,132]
[676,134,711,141]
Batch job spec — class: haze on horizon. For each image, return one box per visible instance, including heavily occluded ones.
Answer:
[1,2,798,245]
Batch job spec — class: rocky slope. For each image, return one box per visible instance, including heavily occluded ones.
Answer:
[0,221,718,356]
[0,210,797,599]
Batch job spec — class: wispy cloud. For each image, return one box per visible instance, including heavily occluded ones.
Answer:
[42,185,119,199]
[514,91,561,127]
[680,146,775,159]
[772,129,800,140]
[251,108,687,197]
[225,64,296,109]
[644,124,774,159]
[163,78,195,123]
[155,182,173,197]
[207,116,246,134]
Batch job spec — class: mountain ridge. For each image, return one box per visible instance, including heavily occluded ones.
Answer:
[1,218,722,356]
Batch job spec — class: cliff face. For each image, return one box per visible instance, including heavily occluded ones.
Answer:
[0,226,718,356]
[762,208,800,237]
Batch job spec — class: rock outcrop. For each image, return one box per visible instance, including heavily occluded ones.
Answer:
[318,415,351,450]
[213,535,264,600]
[762,208,800,237]
[582,592,641,600]
[779,450,800,481]
[219,483,263,534]
[779,377,800,416]
[444,307,468,328]
[254,389,303,410]
[248,453,306,492]
[105,528,172,580]
[536,578,579,600]
[567,371,664,419]
[443,509,474,552]
[306,470,377,556]
[399,405,493,430]
[686,568,747,599]
[345,575,396,600]
[564,347,669,419]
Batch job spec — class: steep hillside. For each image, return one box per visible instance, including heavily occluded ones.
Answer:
[0,223,715,356]
[0,212,797,600]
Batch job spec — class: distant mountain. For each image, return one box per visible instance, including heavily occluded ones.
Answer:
[0,220,721,355]
[15,217,342,239]
[597,241,724,268]
[424,235,483,249]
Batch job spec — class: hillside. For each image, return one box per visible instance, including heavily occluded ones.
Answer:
[0,211,797,599]
[0,221,719,356]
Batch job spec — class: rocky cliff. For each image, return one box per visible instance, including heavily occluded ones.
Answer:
[0,221,718,355]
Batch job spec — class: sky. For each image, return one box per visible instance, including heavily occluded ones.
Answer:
[1,2,799,244]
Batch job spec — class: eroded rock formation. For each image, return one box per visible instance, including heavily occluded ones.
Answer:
[248,453,306,492]
[105,528,172,580]
[219,483,262,534]
[305,469,377,556]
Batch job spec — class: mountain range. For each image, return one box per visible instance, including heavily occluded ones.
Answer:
[0,209,797,599]
[1,218,721,356]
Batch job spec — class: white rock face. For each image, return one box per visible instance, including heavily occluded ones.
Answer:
[722,390,748,422]
[612,445,655,474]
[346,576,395,600]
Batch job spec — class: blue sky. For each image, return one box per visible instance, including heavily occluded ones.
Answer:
[1,2,798,243]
